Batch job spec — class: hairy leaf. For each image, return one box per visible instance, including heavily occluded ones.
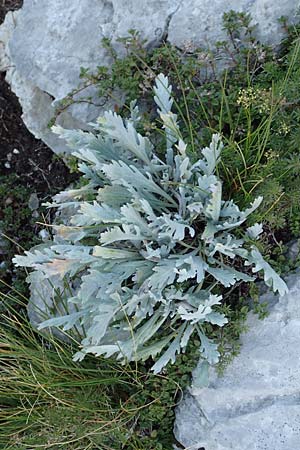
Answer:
[246,247,288,296]
[15,74,287,377]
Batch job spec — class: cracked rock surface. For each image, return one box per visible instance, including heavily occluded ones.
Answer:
[0,0,181,153]
[174,272,300,450]
[0,0,299,153]
[168,0,300,49]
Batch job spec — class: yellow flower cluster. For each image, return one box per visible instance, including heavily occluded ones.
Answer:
[278,121,291,136]
[265,149,280,160]
[237,87,258,109]
[237,87,272,114]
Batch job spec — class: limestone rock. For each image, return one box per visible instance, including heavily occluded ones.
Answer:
[0,10,16,72]
[0,0,181,153]
[287,239,300,264]
[0,0,299,153]
[169,0,300,49]
[174,272,300,450]
[0,9,84,152]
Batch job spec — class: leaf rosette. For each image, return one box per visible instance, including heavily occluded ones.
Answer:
[14,74,288,373]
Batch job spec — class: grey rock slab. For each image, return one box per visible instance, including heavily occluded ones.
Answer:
[0,0,180,153]
[9,0,179,100]
[287,239,300,264]
[174,272,300,450]
[0,10,16,71]
[1,0,300,154]
[168,0,300,49]
[0,9,82,152]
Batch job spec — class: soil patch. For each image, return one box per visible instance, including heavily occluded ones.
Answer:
[0,72,74,190]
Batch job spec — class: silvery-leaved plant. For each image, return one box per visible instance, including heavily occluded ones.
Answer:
[14,74,288,374]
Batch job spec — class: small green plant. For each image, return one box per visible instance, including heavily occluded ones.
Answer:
[14,74,287,378]
[0,175,40,296]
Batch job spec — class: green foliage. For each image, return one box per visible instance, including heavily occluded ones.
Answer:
[14,74,287,379]
[0,175,40,296]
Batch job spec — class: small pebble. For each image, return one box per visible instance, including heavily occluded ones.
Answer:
[28,193,39,211]
[5,197,13,206]
[4,162,11,169]
[39,229,50,241]
[13,148,20,154]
